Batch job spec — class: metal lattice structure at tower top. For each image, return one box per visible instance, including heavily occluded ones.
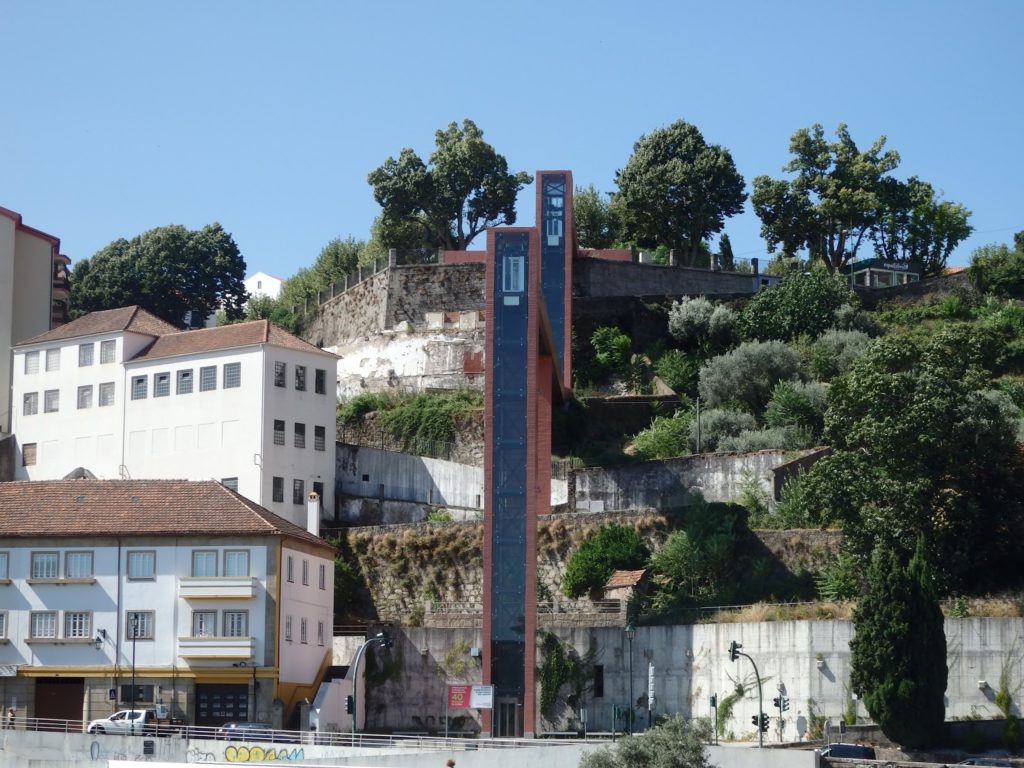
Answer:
[482,172,573,738]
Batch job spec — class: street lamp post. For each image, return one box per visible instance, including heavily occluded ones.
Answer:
[129,614,138,734]
[624,624,636,735]
[350,632,393,740]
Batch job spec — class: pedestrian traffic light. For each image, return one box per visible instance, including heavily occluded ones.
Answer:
[781,696,790,712]
[760,713,770,733]
[345,695,354,714]
[728,641,741,661]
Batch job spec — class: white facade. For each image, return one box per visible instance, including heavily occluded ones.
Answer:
[10,318,337,527]
[245,272,283,301]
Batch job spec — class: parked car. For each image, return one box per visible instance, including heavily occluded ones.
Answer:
[215,721,277,741]
[86,708,183,736]
[819,743,877,759]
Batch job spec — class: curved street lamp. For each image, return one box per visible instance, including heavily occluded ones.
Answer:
[350,631,393,739]
[624,623,636,735]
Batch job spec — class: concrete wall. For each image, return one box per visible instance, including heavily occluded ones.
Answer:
[572,258,778,298]
[854,271,975,309]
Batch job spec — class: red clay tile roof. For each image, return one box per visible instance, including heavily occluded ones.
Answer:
[17,306,179,346]
[131,319,336,362]
[605,569,647,589]
[0,479,332,550]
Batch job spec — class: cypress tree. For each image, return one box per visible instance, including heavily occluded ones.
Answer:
[850,539,947,748]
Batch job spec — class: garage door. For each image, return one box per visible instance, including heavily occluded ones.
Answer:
[35,678,85,725]
[195,684,248,727]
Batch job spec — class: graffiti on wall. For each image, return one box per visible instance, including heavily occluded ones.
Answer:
[223,745,305,762]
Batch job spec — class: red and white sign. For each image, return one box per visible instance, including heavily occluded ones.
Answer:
[448,685,471,709]
[447,684,495,709]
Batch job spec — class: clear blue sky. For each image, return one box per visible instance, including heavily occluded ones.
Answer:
[3,0,1021,280]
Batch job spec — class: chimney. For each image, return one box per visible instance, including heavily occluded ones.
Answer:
[306,491,320,538]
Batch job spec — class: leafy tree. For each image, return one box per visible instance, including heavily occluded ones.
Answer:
[764,380,827,440]
[737,268,859,342]
[969,236,1024,299]
[574,184,621,249]
[805,329,872,381]
[698,341,803,416]
[716,233,736,270]
[688,407,756,452]
[850,540,947,748]
[751,123,901,271]
[580,714,712,768]
[312,236,363,288]
[70,223,247,327]
[615,119,746,263]
[562,524,648,599]
[668,297,737,354]
[368,119,532,251]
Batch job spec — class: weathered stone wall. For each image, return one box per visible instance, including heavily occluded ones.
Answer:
[854,271,976,309]
[383,263,486,329]
[304,269,390,344]
[573,258,773,298]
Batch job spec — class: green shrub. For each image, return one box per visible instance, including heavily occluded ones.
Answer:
[969,242,1024,300]
[668,297,737,353]
[832,304,881,335]
[338,392,393,425]
[689,408,756,452]
[807,329,873,381]
[717,425,814,453]
[764,380,827,439]
[698,341,803,416]
[653,349,699,395]
[815,550,862,600]
[563,524,648,598]
[738,269,859,342]
[632,411,693,460]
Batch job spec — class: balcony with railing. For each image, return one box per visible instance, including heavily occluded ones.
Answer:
[178,576,256,600]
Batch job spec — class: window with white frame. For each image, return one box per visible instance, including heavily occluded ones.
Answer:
[100,339,116,364]
[43,389,59,413]
[221,477,239,492]
[65,551,94,579]
[30,611,57,639]
[302,559,309,585]
[285,615,293,641]
[317,620,325,646]
[127,611,154,639]
[45,348,60,372]
[300,617,308,644]
[23,392,38,415]
[177,369,193,394]
[191,550,218,577]
[286,555,294,582]
[154,372,170,397]
[127,551,155,579]
[273,419,285,446]
[315,368,326,395]
[131,375,148,400]
[78,343,94,367]
[503,255,524,293]
[274,362,286,387]
[319,563,326,590]
[0,552,8,579]
[199,365,217,392]
[65,611,92,639]
[31,552,59,579]
[224,611,248,637]
[223,362,241,388]
[192,610,216,637]
[22,443,36,466]
[223,550,249,577]
[295,365,306,391]
[24,351,39,374]
[314,425,326,451]
[77,385,93,409]
[294,423,305,449]
[98,381,115,407]
[292,479,304,505]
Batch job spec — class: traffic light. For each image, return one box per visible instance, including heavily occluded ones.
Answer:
[781,696,790,712]
[345,695,354,714]
[728,641,741,661]
[751,715,759,727]
[382,632,394,649]
[772,697,780,709]
[710,694,717,708]
[760,713,770,733]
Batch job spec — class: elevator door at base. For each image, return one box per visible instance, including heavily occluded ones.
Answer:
[493,697,522,738]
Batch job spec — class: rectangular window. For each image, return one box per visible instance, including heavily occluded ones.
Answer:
[292,478,304,505]
[78,343,94,367]
[0,611,6,639]
[221,477,239,492]
[314,425,326,451]
[191,550,218,577]
[45,348,60,372]
[99,382,115,407]
[154,372,170,397]
[272,476,284,503]
[77,385,93,409]
[315,368,326,395]
[274,361,286,387]
[285,615,293,642]
[0,552,7,579]
[24,351,39,374]
[302,559,309,586]
[503,256,524,293]
[317,620,325,646]
[224,550,249,577]
[65,611,91,639]
[319,563,326,590]
[22,443,37,466]
[273,419,285,446]
[119,685,154,704]
[199,365,217,392]
[300,617,308,644]
[127,551,155,579]
[43,389,59,413]
[224,611,248,637]
[294,423,305,449]
[100,339,116,364]
[31,552,59,579]
[223,362,241,388]
[192,611,216,637]
[23,392,38,415]
[131,375,147,400]
[65,551,94,578]
[286,555,294,582]
[295,365,306,391]
[30,611,57,639]
[593,665,605,698]
[177,369,193,395]
[126,611,154,640]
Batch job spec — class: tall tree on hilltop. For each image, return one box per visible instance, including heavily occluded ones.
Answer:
[850,539,947,748]
[615,119,746,264]
[573,184,621,249]
[368,119,533,251]
[70,223,247,327]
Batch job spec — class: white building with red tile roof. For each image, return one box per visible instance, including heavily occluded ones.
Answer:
[0,479,334,729]
[9,307,338,527]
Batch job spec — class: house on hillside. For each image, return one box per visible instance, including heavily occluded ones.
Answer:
[0,479,334,728]
[9,306,338,526]
[245,272,284,301]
